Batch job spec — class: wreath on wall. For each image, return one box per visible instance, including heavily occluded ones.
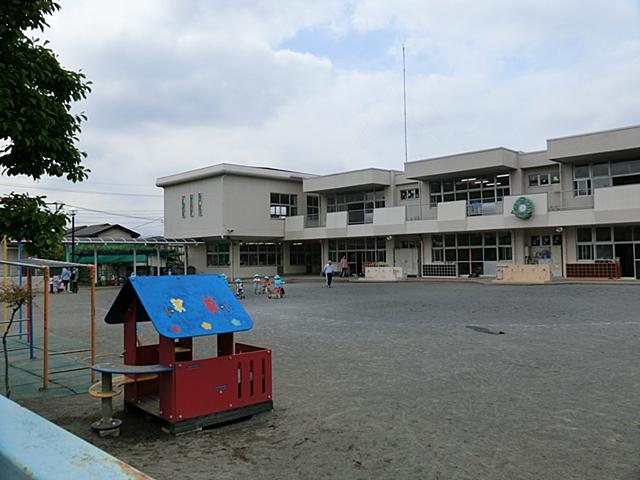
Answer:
[511,196,534,219]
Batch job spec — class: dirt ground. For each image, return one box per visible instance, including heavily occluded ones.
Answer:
[18,280,640,479]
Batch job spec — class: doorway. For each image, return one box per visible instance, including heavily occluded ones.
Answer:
[616,244,635,277]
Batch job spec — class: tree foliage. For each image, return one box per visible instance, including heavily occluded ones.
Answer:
[0,1,90,258]
[0,193,67,258]
[0,0,91,181]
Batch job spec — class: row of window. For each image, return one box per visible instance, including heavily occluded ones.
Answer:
[181,193,203,218]
[576,226,640,260]
[431,232,513,274]
[574,159,640,196]
[400,188,420,200]
[528,172,560,187]
[328,237,387,264]
[327,188,385,225]
[207,242,310,267]
[429,174,510,205]
[431,231,513,275]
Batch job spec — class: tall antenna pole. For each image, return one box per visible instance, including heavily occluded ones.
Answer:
[402,44,408,164]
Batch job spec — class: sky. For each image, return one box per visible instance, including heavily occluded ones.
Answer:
[3,0,640,236]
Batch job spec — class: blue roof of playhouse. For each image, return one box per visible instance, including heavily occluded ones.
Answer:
[105,275,253,339]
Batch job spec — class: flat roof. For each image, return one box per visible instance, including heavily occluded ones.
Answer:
[156,163,315,187]
[61,237,204,246]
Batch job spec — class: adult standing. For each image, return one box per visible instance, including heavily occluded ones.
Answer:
[70,267,79,293]
[60,267,71,292]
[339,255,348,277]
[323,260,334,288]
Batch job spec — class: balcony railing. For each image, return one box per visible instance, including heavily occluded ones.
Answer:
[547,190,594,211]
[466,201,503,216]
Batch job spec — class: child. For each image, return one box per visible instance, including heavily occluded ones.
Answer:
[273,275,286,298]
[253,274,262,294]
[234,278,245,299]
[262,275,271,295]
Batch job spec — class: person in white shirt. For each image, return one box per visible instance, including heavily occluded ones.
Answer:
[322,260,334,287]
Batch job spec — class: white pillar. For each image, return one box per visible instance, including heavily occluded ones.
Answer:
[156,247,161,276]
[132,246,137,276]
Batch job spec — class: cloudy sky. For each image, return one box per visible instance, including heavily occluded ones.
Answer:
[4,0,640,235]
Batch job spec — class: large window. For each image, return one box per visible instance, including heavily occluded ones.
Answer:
[306,194,319,225]
[328,237,386,274]
[270,193,297,218]
[289,242,306,265]
[429,174,510,206]
[574,159,640,196]
[206,242,230,266]
[576,226,640,262]
[431,231,512,275]
[327,189,385,225]
[240,242,279,266]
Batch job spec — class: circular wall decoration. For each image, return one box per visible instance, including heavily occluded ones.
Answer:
[511,196,534,219]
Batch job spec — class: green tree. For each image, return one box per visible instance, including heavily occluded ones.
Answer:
[0,1,90,257]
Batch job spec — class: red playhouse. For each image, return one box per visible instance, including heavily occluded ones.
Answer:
[89,274,273,435]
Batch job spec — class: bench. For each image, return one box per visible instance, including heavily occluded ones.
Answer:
[89,363,172,437]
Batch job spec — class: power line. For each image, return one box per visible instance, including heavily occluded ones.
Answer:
[0,182,162,197]
[65,203,164,222]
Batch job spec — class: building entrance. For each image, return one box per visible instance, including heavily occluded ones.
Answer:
[527,231,563,277]
[617,244,635,278]
[328,237,387,277]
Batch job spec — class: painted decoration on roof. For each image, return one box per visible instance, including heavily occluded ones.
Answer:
[104,275,253,339]
[511,196,534,219]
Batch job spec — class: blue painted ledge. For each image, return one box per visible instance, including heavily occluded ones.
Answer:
[0,395,153,479]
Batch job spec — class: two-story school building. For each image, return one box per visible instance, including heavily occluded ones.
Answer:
[156,124,640,280]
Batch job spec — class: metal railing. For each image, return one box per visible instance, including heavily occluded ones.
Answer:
[466,201,504,216]
[547,190,594,211]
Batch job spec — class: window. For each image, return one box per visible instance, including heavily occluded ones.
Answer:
[240,243,279,266]
[189,194,194,217]
[400,188,420,200]
[430,174,510,206]
[431,231,512,274]
[577,228,592,243]
[181,195,186,218]
[197,193,203,216]
[327,237,387,268]
[270,193,297,218]
[206,242,230,266]
[327,188,385,225]
[577,245,593,260]
[573,159,640,196]
[529,172,559,187]
[289,243,306,265]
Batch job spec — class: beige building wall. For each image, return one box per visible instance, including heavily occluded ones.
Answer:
[163,177,223,238]
[221,175,303,238]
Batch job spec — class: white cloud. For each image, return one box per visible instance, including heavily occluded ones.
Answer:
[4,0,640,235]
